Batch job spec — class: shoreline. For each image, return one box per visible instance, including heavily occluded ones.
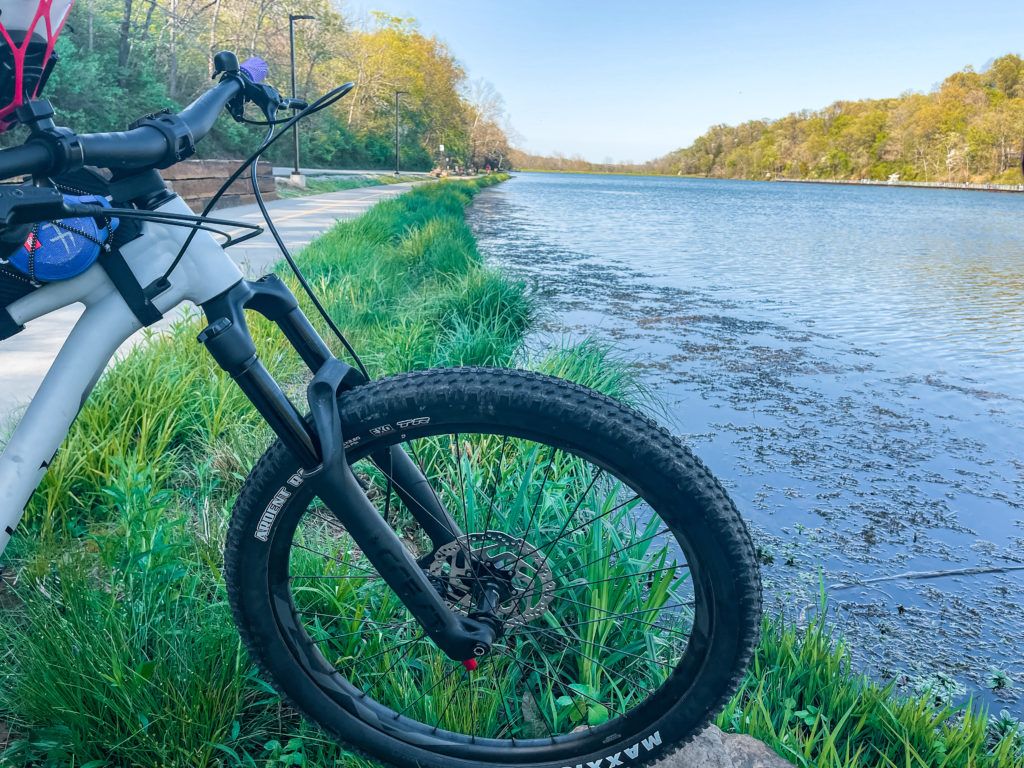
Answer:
[513,167,1024,193]
[774,176,1024,193]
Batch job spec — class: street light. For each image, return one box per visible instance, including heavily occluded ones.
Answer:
[394,90,408,176]
[289,13,315,181]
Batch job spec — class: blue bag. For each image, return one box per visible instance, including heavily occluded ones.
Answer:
[8,194,119,282]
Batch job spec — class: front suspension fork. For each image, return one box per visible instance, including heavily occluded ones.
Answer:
[199,276,494,661]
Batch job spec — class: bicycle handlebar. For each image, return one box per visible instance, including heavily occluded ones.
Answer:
[0,56,269,180]
[0,143,51,180]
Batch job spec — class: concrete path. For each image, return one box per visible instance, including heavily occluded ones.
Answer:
[0,182,415,424]
[273,166,431,178]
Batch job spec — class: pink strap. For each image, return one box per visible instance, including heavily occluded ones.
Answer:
[0,1,72,126]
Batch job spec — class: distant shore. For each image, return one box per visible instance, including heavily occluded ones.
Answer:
[512,167,678,178]
[513,168,1024,193]
[774,177,1024,193]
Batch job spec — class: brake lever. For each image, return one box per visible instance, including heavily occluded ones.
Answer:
[0,185,71,226]
[226,78,285,124]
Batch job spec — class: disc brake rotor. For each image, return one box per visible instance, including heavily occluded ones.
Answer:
[428,530,555,627]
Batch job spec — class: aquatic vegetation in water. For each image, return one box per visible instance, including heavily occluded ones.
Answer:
[987,668,1013,692]
[914,673,969,708]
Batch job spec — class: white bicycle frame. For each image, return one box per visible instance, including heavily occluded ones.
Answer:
[0,195,244,555]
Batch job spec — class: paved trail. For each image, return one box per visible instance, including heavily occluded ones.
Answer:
[0,183,414,423]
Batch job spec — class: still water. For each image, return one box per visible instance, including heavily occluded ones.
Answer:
[469,172,1024,711]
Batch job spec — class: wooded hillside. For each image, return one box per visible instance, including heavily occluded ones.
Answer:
[14,1,512,170]
[653,54,1024,183]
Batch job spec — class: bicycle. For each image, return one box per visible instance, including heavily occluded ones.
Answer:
[0,17,761,768]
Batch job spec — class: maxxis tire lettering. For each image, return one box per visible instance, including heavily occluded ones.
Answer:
[562,730,662,768]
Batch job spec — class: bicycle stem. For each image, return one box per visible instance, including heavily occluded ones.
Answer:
[199,276,494,662]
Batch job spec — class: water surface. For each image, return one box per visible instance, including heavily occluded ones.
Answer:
[470,172,1024,711]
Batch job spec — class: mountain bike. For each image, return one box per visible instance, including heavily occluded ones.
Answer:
[0,47,761,768]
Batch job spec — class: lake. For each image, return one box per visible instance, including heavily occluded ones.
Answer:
[469,171,1024,712]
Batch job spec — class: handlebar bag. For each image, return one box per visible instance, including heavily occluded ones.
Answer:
[6,194,119,282]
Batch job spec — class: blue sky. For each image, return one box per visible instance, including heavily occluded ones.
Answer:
[351,1,1024,162]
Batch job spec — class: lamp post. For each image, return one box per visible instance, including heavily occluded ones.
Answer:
[289,13,315,183]
[394,90,408,176]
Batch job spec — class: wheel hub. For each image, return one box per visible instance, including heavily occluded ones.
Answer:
[428,531,555,627]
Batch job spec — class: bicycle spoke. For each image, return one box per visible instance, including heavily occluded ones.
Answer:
[499,648,557,739]
[290,573,381,581]
[510,448,558,574]
[492,646,626,720]
[511,601,695,637]
[297,610,416,629]
[469,666,478,740]
[404,439,485,588]
[544,467,604,551]
[434,670,468,732]
[525,623,673,694]
[529,623,680,671]
[533,629,657,698]
[451,431,485,588]
[517,467,605,597]
[552,592,689,622]
[310,622,412,646]
[356,632,427,668]
[548,562,688,595]
[482,434,510,534]
[395,665,460,720]
[567,525,672,574]
[358,633,425,699]
[290,542,379,576]
[383,450,394,524]
[407,440,456,529]
[453,432,470,528]
[492,659,524,737]
[304,508,350,535]
[524,492,643,561]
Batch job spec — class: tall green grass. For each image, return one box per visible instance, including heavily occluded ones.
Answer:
[718,600,1023,767]
[0,173,1021,767]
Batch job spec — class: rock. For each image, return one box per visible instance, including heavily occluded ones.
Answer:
[652,725,732,768]
[652,725,792,768]
[722,732,793,768]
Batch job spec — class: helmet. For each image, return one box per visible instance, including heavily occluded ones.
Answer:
[0,0,74,132]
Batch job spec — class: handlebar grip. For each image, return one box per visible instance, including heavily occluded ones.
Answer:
[240,57,269,84]
[77,129,170,171]
[175,76,244,144]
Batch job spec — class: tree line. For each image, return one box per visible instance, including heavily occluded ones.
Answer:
[655,54,1024,183]
[12,1,513,171]
[516,55,1024,184]
[508,149,644,175]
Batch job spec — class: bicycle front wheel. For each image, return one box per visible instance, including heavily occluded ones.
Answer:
[225,368,761,768]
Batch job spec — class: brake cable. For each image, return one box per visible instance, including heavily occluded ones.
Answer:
[156,82,369,380]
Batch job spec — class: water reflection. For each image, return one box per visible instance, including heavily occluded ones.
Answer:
[470,172,1024,713]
